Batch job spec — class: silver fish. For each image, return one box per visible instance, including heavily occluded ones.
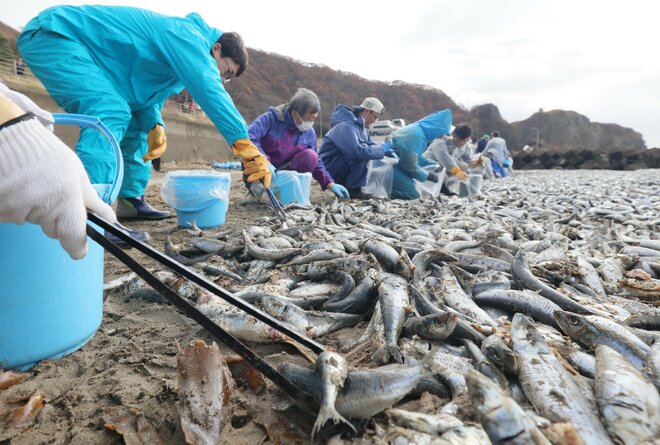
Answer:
[595,345,660,444]
[467,370,551,445]
[372,274,409,364]
[438,266,496,328]
[512,313,614,445]
[553,310,650,370]
[311,352,355,436]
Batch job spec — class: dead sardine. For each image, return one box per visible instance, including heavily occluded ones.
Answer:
[439,266,496,328]
[373,274,410,364]
[595,345,660,445]
[553,310,650,371]
[467,370,551,445]
[311,352,355,436]
[512,314,614,445]
[284,248,348,266]
[473,289,561,329]
[464,339,509,392]
[260,296,361,338]
[243,230,301,261]
[321,268,379,314]
[165,236,216,266]
[362,239,399,272]
[385,408,463,436]
[402,312,458,342]
[511,249,592,314]
[280,358,432,419]
[480,334,518,375]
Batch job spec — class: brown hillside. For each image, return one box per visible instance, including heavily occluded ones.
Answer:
[223,49,467,133]
[0,21,19,59]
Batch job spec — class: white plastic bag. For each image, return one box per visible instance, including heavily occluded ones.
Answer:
[362,157,398,198]
[161,170,231,209]
[447,173,483,198]
[414,164,445,198]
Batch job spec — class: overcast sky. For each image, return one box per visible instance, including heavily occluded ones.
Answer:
[3,0,659,147]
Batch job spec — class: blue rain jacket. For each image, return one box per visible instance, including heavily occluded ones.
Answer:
[248,104,333,189]
[391,109,452,199]
[17,5,248,198]
[318,104,385,189]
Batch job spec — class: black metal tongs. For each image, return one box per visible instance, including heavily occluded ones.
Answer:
[87,211,320,399]
[262,178,288,223]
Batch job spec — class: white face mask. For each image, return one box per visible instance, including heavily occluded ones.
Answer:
[296,119,314,132]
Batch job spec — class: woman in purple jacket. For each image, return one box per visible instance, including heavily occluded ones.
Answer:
[248,88,349,199]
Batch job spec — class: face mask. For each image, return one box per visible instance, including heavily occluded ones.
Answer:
[296,119,314,132]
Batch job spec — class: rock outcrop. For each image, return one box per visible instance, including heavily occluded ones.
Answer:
[511,110,645,155]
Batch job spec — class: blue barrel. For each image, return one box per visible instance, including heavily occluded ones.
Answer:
[0,114,122,370]
[162,170,231,229]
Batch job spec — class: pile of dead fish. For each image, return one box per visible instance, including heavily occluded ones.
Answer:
[112,169,660,444]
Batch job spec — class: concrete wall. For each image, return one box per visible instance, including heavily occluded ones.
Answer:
[3,77,233,164]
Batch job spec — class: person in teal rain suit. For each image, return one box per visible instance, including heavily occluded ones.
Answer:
[390,109,453,199]
[17,5,272,240]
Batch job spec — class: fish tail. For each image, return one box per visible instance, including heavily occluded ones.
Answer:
[372,345,404,364]
[312,406,356,437]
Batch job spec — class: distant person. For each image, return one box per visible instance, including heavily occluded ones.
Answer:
[152,156,162,172]
[483,130,511,177]
[248,88,349,199]
[15,58,26,76]
[318,97,398,198]
[389,109,454,199]
[426,122,473,177]
[18,5,272,242]
[475,134,490,153]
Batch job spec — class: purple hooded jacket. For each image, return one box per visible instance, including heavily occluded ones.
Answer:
[248,104,334,189]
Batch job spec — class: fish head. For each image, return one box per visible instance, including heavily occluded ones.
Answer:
[465,369,502,412]
[553,310,590,340]
[482,337,518,374]
[421,312,459,340]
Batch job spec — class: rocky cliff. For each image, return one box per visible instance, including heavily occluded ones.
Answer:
[510,109,645,154]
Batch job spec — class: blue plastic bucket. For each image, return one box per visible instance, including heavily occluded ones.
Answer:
[0,113,122,370]
[162,170,231,229]
[271,171,311,205]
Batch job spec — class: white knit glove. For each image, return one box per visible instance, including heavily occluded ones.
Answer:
[0,117,117,259]
[0,82,54,131]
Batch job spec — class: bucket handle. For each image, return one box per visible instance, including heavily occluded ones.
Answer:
[52,113,124,204]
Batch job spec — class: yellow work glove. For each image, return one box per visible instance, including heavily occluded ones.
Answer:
[143,124,167,162]
[232,138,272,188]
[450,165,468,181]
[469,157,486,168]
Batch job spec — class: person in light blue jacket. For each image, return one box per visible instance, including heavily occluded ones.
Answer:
[17,5,272,237]
[390,109,453,199]
[319,97,397,197]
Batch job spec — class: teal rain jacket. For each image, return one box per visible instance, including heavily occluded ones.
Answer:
[390,109,452,199]
[18,6,248,198]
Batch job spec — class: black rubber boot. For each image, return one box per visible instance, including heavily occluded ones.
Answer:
[117,195,170,220]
